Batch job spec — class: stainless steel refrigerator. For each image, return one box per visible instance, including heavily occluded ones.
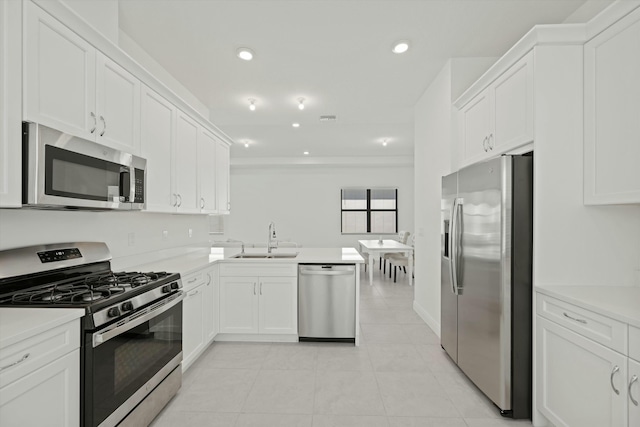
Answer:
[441,154,532,419]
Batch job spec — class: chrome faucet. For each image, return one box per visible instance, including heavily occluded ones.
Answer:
[267,222,277,253]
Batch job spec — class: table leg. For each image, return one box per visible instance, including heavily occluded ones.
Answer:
[369,252,374,286]
[408,250,413,286]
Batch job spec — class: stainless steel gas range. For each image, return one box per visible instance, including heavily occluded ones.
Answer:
[0,242,183,427]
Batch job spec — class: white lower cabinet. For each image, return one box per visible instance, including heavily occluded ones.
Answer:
[203,267,219,343]
[536,293,640,427]
[218,263,297,339]
[537,317,627,427]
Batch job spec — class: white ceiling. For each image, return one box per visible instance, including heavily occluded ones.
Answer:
[117,0,595,159]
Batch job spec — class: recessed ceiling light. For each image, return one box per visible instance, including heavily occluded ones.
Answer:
[382,140,388,147]
[303,151,309,155]
[298,98,305,110]
[248,98,256,111]
[237,47,254,61]
[392,40,410,54]
[292,123,300,128]
[244,142,249,148]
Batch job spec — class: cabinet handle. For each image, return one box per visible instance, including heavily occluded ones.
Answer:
[90,112,97,133]
[488,133,494,150]
[482,136,488,152]
[260,282,262,295]
[187,277,197,284]
[630,375,639,406]
[206,273,211,286]
[188,289,199,297]
[200,198,205,209]
[0,353,30,371]
[172,194,177,207]
[253,282,256,295]
[99,116,106,136]
[563,312,587,324]
[177,194,182,207]
[611,365,620,395]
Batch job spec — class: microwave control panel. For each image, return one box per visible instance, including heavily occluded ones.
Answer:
[134,168,145,203]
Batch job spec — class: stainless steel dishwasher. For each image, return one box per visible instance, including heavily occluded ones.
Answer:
[298,264,356,342]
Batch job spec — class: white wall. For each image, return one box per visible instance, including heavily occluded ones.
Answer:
[221,165,414,249]
[59,0,119,43]
[0,209,210,265]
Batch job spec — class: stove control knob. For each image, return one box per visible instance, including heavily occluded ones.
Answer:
[107,307,121,318]
[170,282,180,290]
[162,285,172,293]
[121,301,134,312]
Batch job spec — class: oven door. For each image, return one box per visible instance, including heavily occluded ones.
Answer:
[84,293,183,427]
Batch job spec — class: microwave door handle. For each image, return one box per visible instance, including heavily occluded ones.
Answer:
[119,167,131,202]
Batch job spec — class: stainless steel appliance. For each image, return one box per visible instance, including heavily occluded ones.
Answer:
[22,122,146,210]
[0,242,183,427]
[441,154,533,419]
[298,264,356,342]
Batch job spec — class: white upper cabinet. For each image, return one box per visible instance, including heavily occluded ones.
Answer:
[175,110,200,213]
[95,53,141,154]
[140,85,176,213]
[584,7,640,205]
[216,141,231,214]
[197,128,218,214]
[456,51,533,168]
[0,0,22,207]
[24,2,140,154]
[24,1,96,140]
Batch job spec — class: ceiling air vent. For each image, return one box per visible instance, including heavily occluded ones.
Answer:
[319,115,337,122]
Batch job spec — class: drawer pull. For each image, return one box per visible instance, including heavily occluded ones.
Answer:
[563,312,587,324]
[0,353,30,371]
[630,375,639,406]
[611,365,620,395]
[187,277,197,284]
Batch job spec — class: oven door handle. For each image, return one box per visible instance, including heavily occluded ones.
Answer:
[92,292,184,348]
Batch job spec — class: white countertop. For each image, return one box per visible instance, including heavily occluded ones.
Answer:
[131,247,364,276]
[0,308,85,348]
[536,285,640,329]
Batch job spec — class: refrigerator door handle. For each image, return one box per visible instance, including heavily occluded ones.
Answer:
[450,198,462,295]
[448,198,457,295]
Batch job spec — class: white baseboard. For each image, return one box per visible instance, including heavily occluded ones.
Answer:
[413,300,441,337]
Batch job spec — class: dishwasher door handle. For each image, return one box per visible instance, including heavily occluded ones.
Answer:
[299,269,354,276]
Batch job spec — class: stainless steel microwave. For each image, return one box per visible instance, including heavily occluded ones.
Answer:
[22,122,146,210]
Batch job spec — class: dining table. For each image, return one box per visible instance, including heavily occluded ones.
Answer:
[357,239,413,286]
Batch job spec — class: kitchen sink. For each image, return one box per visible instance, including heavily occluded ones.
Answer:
[231,252,299,259]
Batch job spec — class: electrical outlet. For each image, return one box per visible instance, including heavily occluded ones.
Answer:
[188,228,193,238]
[127,232,135,247]
[162,230,169,240]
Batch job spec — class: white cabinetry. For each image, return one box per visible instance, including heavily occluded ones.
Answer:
[218,263,297,340]
[0,318,80,427]
[536,292,640,427]
[24,2,140,154]
[197,128,218,214]
[584,7,640,205]
[0,0,21,207]
[216,141,231,214]
[174,111,200,213]
[182,267,218,371]
[457,52,533,168]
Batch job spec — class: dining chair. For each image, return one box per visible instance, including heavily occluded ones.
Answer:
[386,235,415,283]
[382,231,410,273]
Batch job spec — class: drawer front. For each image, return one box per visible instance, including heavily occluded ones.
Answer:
[219,263,297,277]
[536,293,627,353]
[182,271,205,291]
[630,325,640,362]
[0,319,80,388]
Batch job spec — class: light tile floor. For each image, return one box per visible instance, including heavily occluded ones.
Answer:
[152,264,534,427]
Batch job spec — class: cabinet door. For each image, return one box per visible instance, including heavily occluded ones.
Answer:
[95,53,140,154]
[219,277,258,334]
[140,85,176,212]
[0,349,79,427]
[183,284,204,370]
[0,0,21,207]
[537,317,628,427]
[491,51,533,152]
[459,89,492,167]
[198,129,218,214]
[175,111,200,213]
[584,8,640,205]
[258,277,297,335]
[216,141,231,214]
[630,358,640,427]
[203,269,218,343]
[24,2,96,140]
